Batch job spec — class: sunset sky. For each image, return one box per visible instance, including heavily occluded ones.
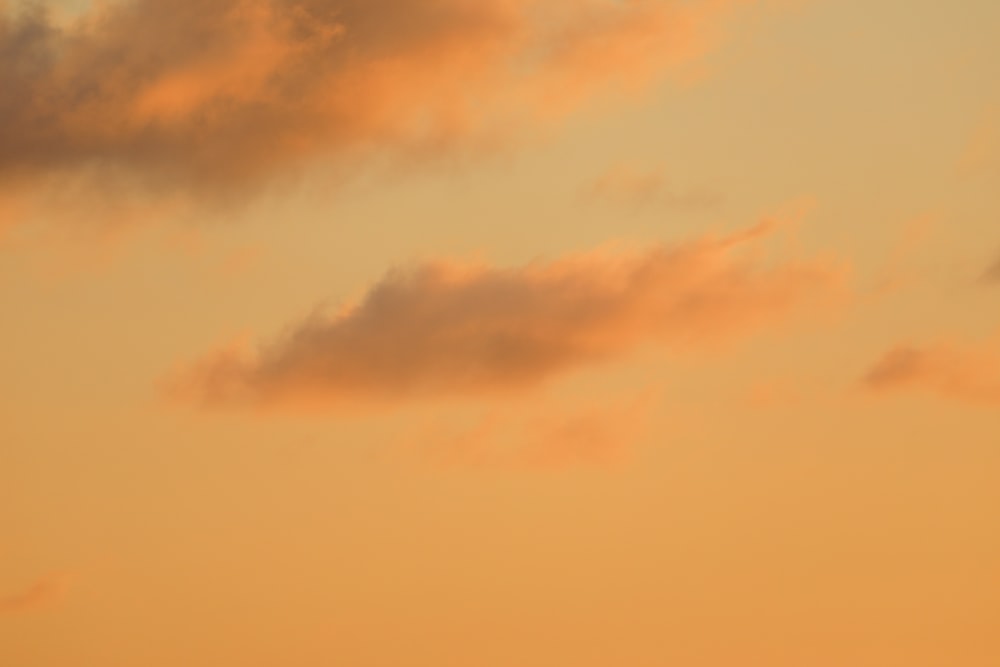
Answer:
[2,0,999,665]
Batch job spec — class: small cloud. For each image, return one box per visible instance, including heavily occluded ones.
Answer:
[862,332,1000,407]
[167,221,847,413]
[585,163,721,210]
[980,251,1000,286]
[959,109,1000,176]
[401,391,656,471]
[0,573,69,615]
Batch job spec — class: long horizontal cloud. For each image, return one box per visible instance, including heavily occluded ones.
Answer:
[169,223,846,410]
[1,0,747,198]
[862,332,1000,407]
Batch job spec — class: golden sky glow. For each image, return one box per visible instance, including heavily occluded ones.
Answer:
[2,0,999,665]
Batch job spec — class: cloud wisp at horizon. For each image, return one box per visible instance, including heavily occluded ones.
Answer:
[168,222,847,412]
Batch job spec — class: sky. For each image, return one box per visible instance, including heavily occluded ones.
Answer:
[1,0,999,665]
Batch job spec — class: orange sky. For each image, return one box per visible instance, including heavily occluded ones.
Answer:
[2,0,999,665]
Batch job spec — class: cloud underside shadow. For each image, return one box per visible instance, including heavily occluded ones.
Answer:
[0,0,749,201]
[863,332,1000,407]
[167,222,847,411]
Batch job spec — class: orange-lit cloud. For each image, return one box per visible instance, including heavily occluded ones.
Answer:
[862,332,1000,407]
[0,574,68,615]
[0,0,751,202]
[169,222,846,410]
[404,391,655,470]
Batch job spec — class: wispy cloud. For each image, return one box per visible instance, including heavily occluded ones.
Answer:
[862,332,1000,407]
[0,574,69,615]
[870,214,935,296]
[0,0,752,205]
[959,109,1000,176]
[402,391,656,471]
[585,163,721,210]
[980,251,1000,286]
[167,221,846,411]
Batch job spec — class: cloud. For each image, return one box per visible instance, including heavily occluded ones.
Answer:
[0,574,69,615]
[168,221,846,411]
[959,109,1000,176]
[980,251,1000,285]
[585,162,722,210]
[0,0,750,202]
[862,332,1000,407]
[402,391,655,470]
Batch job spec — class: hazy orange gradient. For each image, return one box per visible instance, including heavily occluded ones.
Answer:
[2,0,999,666]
